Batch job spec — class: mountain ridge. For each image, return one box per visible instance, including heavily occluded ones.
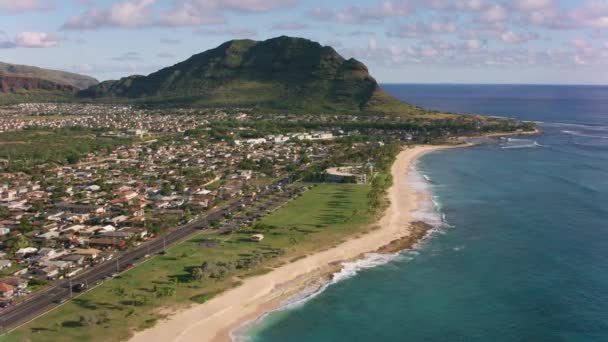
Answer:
[0,62,98,90]
[79,36,417,114]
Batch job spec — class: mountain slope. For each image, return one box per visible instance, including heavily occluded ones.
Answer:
[0,62,98,90]
[0,74,78,93]
[79,36,415,114]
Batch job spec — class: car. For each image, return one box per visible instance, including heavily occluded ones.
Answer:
[72,283,88,292]
[158,251,166,255]
[0,301,11,308]
[54,297,67,304]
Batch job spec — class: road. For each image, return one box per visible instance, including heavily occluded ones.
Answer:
[0,175,294,333]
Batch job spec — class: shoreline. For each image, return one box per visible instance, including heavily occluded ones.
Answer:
[128,144,459,342]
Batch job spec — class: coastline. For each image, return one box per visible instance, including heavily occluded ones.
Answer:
[128,144,458,342]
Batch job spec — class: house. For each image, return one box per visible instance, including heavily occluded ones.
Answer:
[15,247,38,259]
[109,215,129,225]
[0,260,11,270]
[88,238,126,250]
[119,227,147,239]
[0,276,28,289]
[35,231,60,241]
[41,260,70,270]
[72,248,100,259]
[61,254,86,266]
[0,283,14,298]
[37,248,60,261]
[55,202,105,214]
[35,265,59,279]
[100,231,134,240]
[237,170,253,180]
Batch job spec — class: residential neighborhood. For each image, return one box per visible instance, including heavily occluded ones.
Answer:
[0,103,365,308]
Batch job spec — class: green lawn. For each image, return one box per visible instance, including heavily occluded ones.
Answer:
[5,184,372,342]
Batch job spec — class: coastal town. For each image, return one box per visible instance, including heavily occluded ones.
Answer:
[0,103,369,308]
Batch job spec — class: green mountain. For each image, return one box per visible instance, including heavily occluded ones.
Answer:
[79,36,416,114]
[0,62,98,90]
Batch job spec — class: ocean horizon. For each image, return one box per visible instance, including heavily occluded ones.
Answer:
[243,84,608,341]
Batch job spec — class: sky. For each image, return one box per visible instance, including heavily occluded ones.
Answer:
[0,0,607,84]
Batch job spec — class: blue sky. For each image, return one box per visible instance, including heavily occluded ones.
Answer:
[0,0,607,84]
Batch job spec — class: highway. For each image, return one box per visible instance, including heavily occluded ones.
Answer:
[0,176,293,333]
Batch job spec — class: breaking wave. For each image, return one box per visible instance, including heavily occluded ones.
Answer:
[232,161,449,342]
[500,137,547,149]
[561,130,608,139]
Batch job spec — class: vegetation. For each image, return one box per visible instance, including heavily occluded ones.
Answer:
[0,61,98,89]
[0,127,130,172]
[77,36,416,115]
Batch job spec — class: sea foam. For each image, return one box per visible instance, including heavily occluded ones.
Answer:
[500,137,546,149]
[232,161,448,342]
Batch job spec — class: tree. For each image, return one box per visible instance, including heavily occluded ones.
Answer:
[9,235,30,253]
[98,310,110,324]
[191,267,204,281]
[19,216,33,232]
[66,153,80,165]
[160,183,172,196]
[0,206,9,219]
[113,285,126,299]
[174,181,185,193]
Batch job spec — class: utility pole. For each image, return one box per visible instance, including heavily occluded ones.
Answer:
[163,236,166,252]
[69,279,72,298]
[116,258,119,273]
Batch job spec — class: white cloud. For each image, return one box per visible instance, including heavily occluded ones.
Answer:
[63,0,297,29]
[570,0,608,29]
[513,0,555,11]
[194,27,258,38]
[480,4,508,22]
[112,52,142,61]
[63,0,156,30]
[368,38,377,50]
[465,38,482,49]
[0,0,51,12]
[157,51,174,58]
[160,38,181,45]
[271,22,308,31]
[500,31,539,44]
[1,32,60,48]
[309,1,415,24]
[387,20,457,38]
[161,0,297,27]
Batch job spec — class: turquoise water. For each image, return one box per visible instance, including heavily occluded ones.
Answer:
[244,85,608,342]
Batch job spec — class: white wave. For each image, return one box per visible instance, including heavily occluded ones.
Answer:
[231,252,404,342]
[232,160,450,342]
[500,137,547,149]
[544,122,608,131]
[561,130,608,139]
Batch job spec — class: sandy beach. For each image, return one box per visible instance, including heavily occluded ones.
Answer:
[129,144,453,342]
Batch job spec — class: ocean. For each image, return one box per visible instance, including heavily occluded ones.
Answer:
[242,84,608,342]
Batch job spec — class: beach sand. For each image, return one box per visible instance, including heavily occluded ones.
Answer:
[129,144,453,342]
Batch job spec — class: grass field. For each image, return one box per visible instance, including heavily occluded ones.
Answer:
[5,183,372,342]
